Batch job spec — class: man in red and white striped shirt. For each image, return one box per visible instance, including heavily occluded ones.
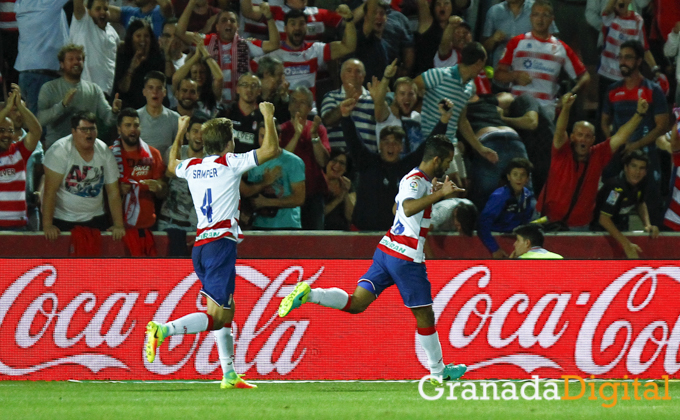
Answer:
[253,7,356,104]
[664,121,680,231]
[0,84,41,229]
[279,133,469,385]
[495,0,589,120]
[241,0,343,41]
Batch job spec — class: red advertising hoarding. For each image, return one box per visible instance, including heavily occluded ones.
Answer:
[1,260,679,380]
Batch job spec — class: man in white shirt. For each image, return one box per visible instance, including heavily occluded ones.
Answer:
[70,0,120,96]
[42,111,125,241]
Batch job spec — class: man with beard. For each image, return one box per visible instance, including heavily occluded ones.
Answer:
[70,0,120,96]
[42,111,125,242]
[172,78,209,119]
[369,59,422,155]
[176,5,280,104]
[537,93,647,230]
[279,126,469,385]
[601,40,669,227]
[111,108,166,256]
[256,7,356,103]
[38,44,122,149]
[218,73,264,153]
[159,115,206,256]
[137,71,180,159]
[0,85,42,230]
[592,150,659,258]
[321,58,377,151]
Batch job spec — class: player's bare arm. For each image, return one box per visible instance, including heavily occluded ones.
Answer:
[402,176,463,217]
[167,116,191,176]
[256,102,282,165]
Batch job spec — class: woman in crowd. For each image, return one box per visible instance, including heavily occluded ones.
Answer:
[113,20,166,109]
[324,149,355,230]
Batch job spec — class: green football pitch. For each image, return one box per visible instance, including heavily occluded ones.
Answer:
[0,380,678,419]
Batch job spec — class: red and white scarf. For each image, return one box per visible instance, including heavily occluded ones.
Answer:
[111,138,151,227]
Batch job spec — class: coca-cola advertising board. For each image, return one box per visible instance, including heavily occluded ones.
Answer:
[1,259,679,381]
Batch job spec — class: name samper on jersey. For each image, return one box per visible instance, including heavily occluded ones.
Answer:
[175,151,259,246]
[192,168,218,179]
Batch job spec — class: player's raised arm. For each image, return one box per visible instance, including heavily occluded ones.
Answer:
[167,116,191,176]
[256,102,282,165]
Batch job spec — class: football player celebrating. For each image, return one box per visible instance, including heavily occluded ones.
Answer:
[279,98,467,384]
[145,102,281,389]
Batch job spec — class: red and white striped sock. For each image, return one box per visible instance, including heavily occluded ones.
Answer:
[417,327,445,375]
[308,288,349,310]
[165,313,210,336]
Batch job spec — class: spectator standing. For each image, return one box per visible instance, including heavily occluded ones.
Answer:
[42,111,125,241]
[38,44,122,149]
[665,21,680,106]
[241,121,306,229]
[255,56,291,123]
[537,93,647,229]
[111,108,166,256]
[218,73,265,153]
[70,0,120,96]
[241,0,344,41]
[321,58,376,151]
[113,0,173,38]
[137,71,180,158]
[280,87,330,229]
[0,0,19,90]
[172,78,209,118]
[494,0,589,120]
[355,0,413,84]
[171,37,224,116]
[663,122,680,231]
[177,4,280,104]
[592,150,658,258]
[414,0,458,75]
[178,0,222,33]
[14,0,70,114]
[601,40,669,226]
[0,86,41,230]
[159,115,206,256]
[323,149,354,230]
[255,8,356,104]
[113,20,167,109]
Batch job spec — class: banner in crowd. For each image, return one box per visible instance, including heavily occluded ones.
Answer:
[1,260,679,380]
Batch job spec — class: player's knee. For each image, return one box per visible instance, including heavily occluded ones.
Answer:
[347,297,370,314]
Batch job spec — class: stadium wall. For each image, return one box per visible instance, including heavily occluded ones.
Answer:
[1,259,679,381]
[1,232,680,258]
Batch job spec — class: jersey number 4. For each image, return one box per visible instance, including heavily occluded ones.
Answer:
[201,189,213,223]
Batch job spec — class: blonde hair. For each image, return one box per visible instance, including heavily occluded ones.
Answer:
[202,118,234,155]
[58,44,86,62]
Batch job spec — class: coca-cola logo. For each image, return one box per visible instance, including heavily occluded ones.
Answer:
[416,265,680,376]
[0,263,323,377]
[2,261,679,380]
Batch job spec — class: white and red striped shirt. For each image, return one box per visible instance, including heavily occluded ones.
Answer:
[499,32,586,113]
[243,5,342,41]
[252,41,331,101]
[599,11,648,81]
[664,147,680,231]
[0,0,16,31]
[204,33,265,104]
[175,151,258,246]
[0,141,31,227]
[378,168,433,263]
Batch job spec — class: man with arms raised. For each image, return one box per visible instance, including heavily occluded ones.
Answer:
[279,131,468,384]
[145,102,281,389]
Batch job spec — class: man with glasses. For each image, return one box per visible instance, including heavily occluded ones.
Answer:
[494,0,589,121]
[218,73,264,153]
[42,111,125,241]
[601,40,669,227]
[38,44,122,149]
[0,85,42,231]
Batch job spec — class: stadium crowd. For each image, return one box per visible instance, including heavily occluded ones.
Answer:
[0,0,679,258]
